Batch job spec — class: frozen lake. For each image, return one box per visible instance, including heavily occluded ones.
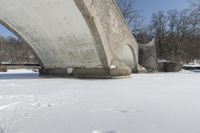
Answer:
[0,70,200,133]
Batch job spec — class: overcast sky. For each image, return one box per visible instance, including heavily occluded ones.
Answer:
[0,0,191,37]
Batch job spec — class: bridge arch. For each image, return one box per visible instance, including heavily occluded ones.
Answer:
[120,44,138,72]
[0,0,139,78]
[0,19,44,67]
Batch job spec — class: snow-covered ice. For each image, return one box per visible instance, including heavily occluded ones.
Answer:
[0,69,200,133]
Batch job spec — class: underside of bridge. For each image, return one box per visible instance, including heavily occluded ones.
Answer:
[0,0,139,78]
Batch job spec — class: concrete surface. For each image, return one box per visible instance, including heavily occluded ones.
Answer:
[139,39,158,72]
[0,0,138,78]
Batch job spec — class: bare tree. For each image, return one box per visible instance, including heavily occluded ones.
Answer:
[149,11,168,57]
[190,0,200,10]
[167,9,178,38]
[0,36,38,64]
[177,9,190,40]
[189,9,200,39]
[115,0,143,34]
[150,11,167,44]
[188,1,200,39]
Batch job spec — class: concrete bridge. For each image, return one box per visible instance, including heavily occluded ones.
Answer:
[0,0,139,78]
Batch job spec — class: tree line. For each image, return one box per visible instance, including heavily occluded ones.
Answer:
[116,0,200,63]
[0,36,37,64]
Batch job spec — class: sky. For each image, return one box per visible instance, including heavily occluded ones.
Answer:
[134,0,190,24]
[0,0,191,37]
[0,24,15,38]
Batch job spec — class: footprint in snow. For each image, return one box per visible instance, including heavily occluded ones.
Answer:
[119,110,130,113]
[93,130,117,133]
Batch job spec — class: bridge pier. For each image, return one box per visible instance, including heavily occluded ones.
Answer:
[39,59,132,78]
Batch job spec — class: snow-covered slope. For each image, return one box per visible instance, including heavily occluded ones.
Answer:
[0,70,200,133]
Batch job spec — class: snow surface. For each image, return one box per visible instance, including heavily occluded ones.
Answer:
[0,69,200,133]
[183,64,200,67]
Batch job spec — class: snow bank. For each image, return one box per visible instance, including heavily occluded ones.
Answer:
[6,69,36,73]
